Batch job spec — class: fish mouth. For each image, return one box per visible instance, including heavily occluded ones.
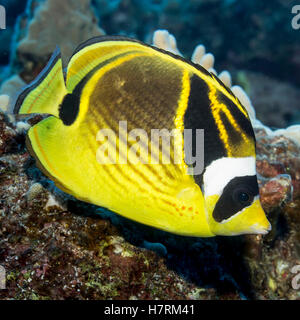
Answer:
[205,196,272,236]
[249,221,272,235]
[245,199,272,235]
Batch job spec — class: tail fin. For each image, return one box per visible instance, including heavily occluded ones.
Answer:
[13,47,68,117]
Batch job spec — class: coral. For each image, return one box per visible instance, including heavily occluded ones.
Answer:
[0,95,10,113]
[152,30,181,56]
[0,0,106,109]
[0,75,26,111]
[235,71,300,128]
[15,121,31,134]
[0,0,105,93]
[26,183,45,202]
[270,126,300,147]
[243,130,300,299]
[259,175,293,212]
[17,0,105,67]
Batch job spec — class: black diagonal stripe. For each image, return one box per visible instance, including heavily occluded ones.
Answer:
[70,35,213,80]
[88,106,172,196]
[212,175,259,223]
[58,51,135,126]
[216,90,255,142]
[184,74,227,187]
[219,112,243,146]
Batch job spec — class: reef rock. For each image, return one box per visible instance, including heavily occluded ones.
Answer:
[242,129,300,300]
[13,0,105,83]
[0,113,19,156]
[0,111,222,300]
[0,110,300,300]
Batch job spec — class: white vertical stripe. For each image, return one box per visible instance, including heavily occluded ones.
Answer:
[203,156,256,196]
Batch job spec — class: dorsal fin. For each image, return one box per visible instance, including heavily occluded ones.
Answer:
[66,36,149,92]
[66,36,243,111]
[14,47,67,117]
[66,35,213,92]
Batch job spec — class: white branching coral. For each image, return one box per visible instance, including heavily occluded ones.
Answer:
[153,29,181,56]
[152,29,300,146]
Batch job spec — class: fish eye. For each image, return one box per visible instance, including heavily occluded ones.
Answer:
[239,192,250,202]
[212,176,259,223]
[233,188,253,206]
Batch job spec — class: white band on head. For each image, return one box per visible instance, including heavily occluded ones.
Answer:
[203,157,256,196]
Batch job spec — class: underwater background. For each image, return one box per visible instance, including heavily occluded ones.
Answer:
[0,0,299,300]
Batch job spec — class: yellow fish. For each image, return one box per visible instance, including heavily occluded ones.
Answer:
[14,36,271,237]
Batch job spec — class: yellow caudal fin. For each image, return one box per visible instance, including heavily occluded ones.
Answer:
[14,47,68,117]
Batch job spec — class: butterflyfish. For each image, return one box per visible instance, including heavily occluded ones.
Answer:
[14,36,271,237]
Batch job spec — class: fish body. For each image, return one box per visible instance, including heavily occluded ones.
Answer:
[14,36,271,237]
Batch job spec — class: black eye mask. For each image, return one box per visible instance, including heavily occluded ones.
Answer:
[212,175,259,223]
